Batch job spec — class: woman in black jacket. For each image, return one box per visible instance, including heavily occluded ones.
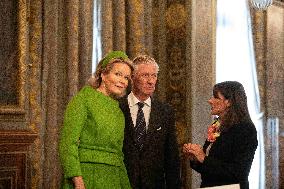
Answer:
[183,81,258,189]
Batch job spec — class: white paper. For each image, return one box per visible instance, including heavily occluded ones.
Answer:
[197,184,240,189]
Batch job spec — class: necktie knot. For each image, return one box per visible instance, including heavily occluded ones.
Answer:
[137,102,144,109]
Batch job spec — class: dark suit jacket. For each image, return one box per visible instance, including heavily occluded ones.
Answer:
[190,121,258,189]
[120,97,181,189]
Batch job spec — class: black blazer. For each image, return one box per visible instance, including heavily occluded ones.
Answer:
[191,122,258,189]
[120,97,181,189]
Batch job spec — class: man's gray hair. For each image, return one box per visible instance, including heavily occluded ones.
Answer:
[132,55,159,72]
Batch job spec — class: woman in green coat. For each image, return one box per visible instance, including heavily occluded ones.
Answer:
[59,51,133,189]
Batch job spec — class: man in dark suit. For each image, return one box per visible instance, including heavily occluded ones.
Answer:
[120,55,181,189]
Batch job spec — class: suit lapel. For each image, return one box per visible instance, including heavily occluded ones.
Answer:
[121,97,162,151]
[148,100,161,132]
[143,99,161,150]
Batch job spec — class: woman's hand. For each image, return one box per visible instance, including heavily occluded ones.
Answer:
[72,176,86,189]
[183,143,206,163]
[182,144,197,161]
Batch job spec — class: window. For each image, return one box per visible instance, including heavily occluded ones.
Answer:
[92,0,102,73]
[216,0,265,188]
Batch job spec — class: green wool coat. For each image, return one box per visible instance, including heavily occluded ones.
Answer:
[59,86,131,189]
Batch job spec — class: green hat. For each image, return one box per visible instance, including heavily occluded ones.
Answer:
[102,51,129,68]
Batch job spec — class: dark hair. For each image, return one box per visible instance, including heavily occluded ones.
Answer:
[213,81,253,130]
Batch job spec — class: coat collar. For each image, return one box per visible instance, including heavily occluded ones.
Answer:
[127,92,151,107]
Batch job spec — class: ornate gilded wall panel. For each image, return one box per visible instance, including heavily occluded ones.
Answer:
[0,0,29,124]
[0,0,19,107]
[0,0,42,188]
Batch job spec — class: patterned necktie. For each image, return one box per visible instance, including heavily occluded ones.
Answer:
[135,102,146,150]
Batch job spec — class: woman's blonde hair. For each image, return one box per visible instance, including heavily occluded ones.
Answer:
[88,55,133,89]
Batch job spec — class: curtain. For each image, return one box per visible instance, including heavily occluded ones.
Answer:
[40,0,154,187]
[101,0,153,59]
[41,0,93,188]
[216,0,264,188]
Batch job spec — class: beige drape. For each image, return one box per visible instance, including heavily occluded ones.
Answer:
[39,1,93,188]
[101,0,153,58]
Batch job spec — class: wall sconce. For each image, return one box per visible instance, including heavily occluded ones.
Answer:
[250,0,273,10]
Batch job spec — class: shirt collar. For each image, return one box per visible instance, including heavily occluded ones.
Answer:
[128,92,151,107]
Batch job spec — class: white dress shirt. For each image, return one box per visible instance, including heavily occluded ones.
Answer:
[127,92,151,130]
